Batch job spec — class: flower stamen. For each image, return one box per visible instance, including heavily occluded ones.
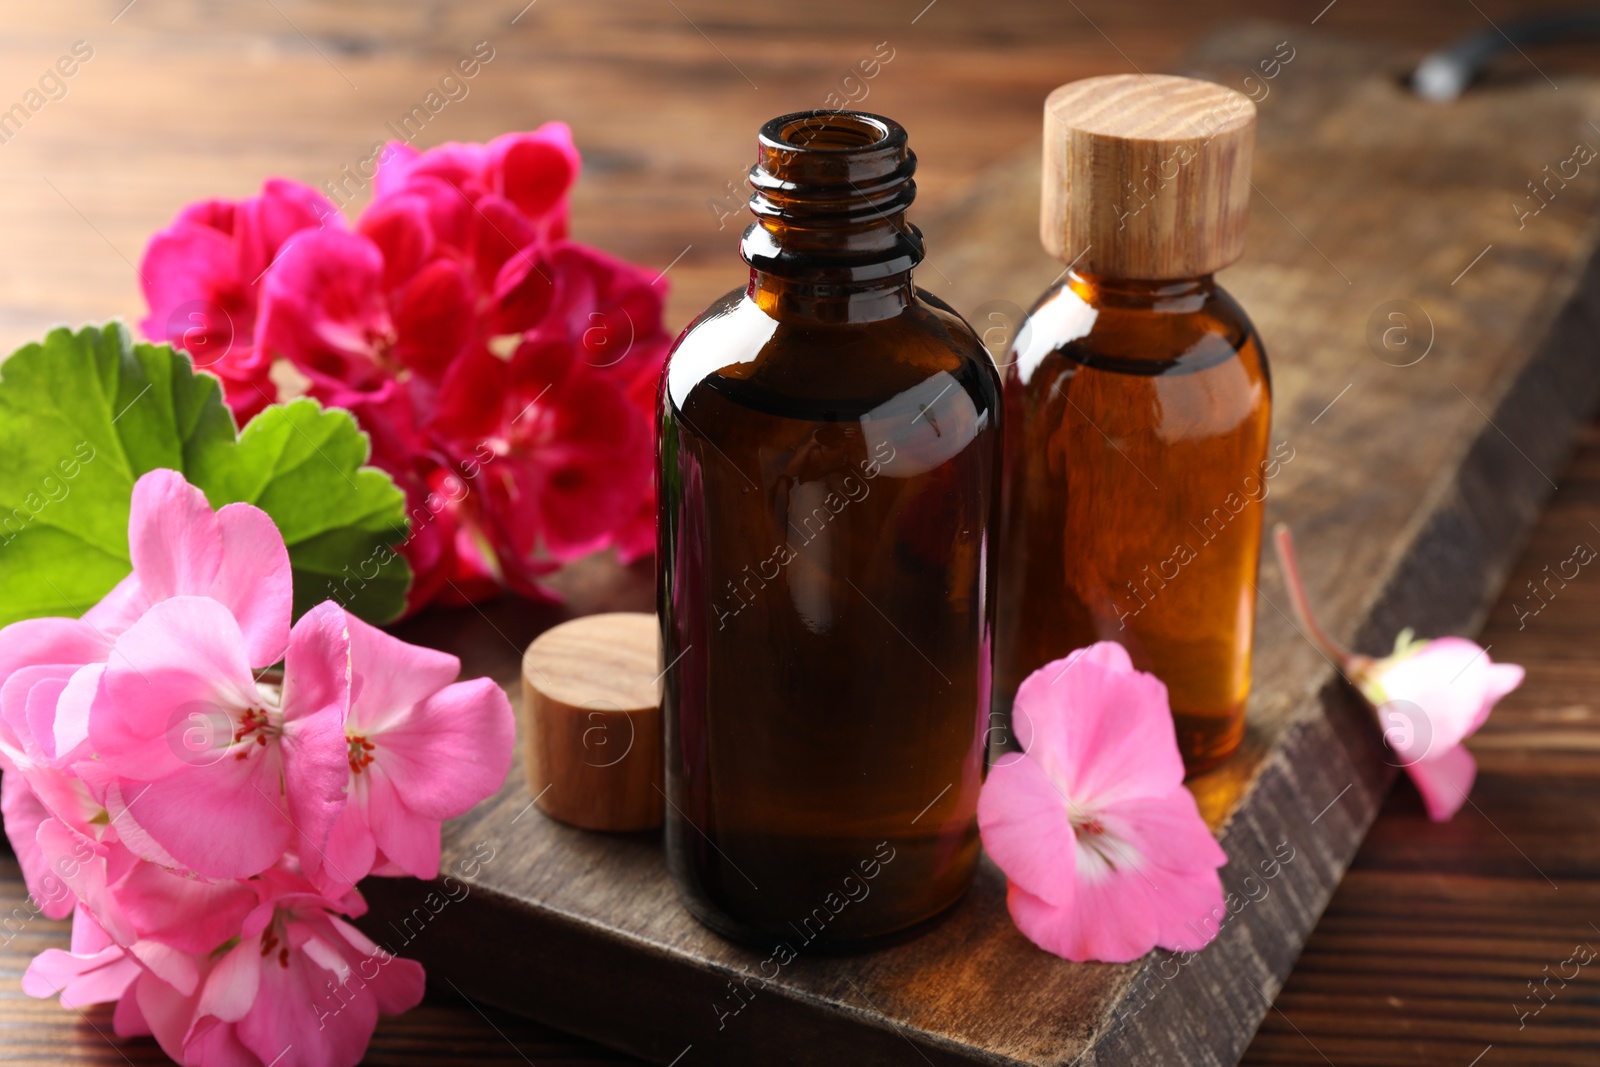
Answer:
[347,733,376,774]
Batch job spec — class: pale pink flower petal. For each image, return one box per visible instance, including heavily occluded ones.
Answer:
[1013,647,1184,808]
[327,913,425,1014]
[280,601,356,875]
[1366,637,1494,756]
[34,818,125,937]
[114,858,258,958]
[196,929,263,1023]
[978,642,1227,963]
[90,596,350,879]
[0,617,111,683]
[1007,879,1159,964]
[1406,744,1478,822]
[309,613,511,882]
[364,769,442,879]
[1273,525,1523,822]
[1152,868,1236,953]
[111,470,293,665]
[112,982,151,1038]
[81,573,148,635]
[183,1017,262,1067]
[2,665,70,766]
[131,969,202,1065]
[1002,790,1226,963]
[213,502,295,666]
[976,754,1078,907]
[320,800,378,892]
[90,596,262,784]
[1473,662,1525,733]
[344,613,460,732]
[126,468,225,604]
[1,773,76,919]
[375,676,513,819]
[0,618,111,769]
[22,942,139,1008]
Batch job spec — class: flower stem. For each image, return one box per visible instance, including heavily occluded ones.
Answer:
[1272,523,1358,668]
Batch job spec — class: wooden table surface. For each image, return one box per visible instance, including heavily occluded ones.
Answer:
[2,1,1598,1064]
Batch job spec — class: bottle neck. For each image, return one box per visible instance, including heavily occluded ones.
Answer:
[1066,270,1213,313]
[741,110,923,324]
[747,270,915,323]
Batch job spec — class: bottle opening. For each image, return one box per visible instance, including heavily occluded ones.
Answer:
[753,110,913,191]
[769,112,892,152]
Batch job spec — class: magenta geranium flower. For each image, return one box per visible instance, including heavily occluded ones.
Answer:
[978,642,1227,963]
[140,124,668,614]
[139,179,339,423]
[1274,524,1523,820]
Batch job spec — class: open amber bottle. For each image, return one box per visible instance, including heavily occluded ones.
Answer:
[657,111,1001,946]
[995,76,1272,774]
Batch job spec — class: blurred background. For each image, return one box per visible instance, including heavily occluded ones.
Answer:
[2,0,1598,347]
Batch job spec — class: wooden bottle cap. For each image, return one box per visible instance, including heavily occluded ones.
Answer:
[520,612,663,832]
[1041,74,1256,279]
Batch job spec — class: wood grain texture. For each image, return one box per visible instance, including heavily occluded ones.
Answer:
[521,612,663,832]
[2,1,1599,1065]
[1041,74,1256,277]
[355,23,1600,1067]
[1239,421,1600,1066]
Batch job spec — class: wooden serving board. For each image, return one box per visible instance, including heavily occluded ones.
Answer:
[362,23,1600,1067]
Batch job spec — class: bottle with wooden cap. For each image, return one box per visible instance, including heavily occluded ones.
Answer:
[995,75,1274,774]
[657,110,1000,946]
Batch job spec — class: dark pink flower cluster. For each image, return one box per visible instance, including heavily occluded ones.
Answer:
[139,124,668,612]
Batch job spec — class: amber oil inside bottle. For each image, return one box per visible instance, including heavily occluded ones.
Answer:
[658,111,1001,947]
[995,270,1272,773]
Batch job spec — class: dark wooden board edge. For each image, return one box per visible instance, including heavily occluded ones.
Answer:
[361,867,1026,1066]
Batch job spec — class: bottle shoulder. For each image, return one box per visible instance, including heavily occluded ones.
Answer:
[664,286,1001,420]
[1007,278,1268,387]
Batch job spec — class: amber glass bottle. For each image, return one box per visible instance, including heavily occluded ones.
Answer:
[657,111,1001,946]
[995,75,1271,774]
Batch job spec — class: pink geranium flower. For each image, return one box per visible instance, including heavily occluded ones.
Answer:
[114,866,422,1067]
[1274,525,1524,821]
[314,611,514,885]
[1359,634,1523,819]
[978,642,1228,963]
[27,816,258,997]
[3,464,529,1065]
[0,467,295,906]
[87,598,352,879]
[140,179,340,423]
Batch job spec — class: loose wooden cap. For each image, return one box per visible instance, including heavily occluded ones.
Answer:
[1041,74,1255,279]
[520,612,662,832]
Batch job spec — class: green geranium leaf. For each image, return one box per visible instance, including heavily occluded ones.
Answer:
[0,322,411,628]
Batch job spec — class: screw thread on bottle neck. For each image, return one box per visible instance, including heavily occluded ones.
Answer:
[741,110,924,296]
